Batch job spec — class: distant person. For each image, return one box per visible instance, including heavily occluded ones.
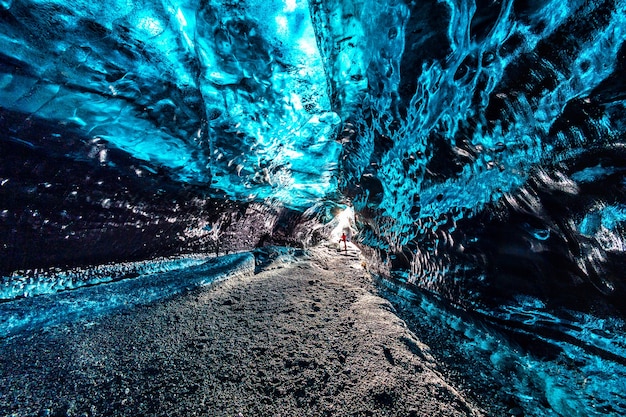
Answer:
[339,232,347,253]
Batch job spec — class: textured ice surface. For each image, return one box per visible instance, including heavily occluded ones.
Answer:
[1,254,214,300]
[2,1,626,416]
[379,276,626,417]
[0,252,255,337]
[0,0,341,207]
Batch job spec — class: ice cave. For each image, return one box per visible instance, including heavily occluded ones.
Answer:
[1,0,626,415]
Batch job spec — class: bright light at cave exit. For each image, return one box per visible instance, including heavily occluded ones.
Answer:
[331,207,356,242]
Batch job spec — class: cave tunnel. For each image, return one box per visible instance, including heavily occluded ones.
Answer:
[2,0,626,416]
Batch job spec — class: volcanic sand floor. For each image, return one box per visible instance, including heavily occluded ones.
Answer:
[0,244,487,417]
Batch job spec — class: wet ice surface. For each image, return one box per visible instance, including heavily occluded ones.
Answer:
[0,245,486,417]
[0,253,255,337]
[1,254,225,301]
[378,278,626,417]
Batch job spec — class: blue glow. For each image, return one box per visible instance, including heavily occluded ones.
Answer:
[579,204,626,236]
[0,0,340,206]
[360,0,626,249]
[0,254,215,300]
[0,0,211,182]
[379,277,626,417]
[571,165,621,183]
[2,1,626,416]
[196,0,341,208]
[0,253,255,337]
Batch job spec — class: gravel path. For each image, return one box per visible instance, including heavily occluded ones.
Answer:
[0,245,486,417]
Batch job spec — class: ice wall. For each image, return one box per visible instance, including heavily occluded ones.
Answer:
[2,1,626,415]
[0,0,342,209]
[312,1,626,414]
[196,0,342,207]
[0,0,210,182]
[0,0,340,274]
[326,0,626,313]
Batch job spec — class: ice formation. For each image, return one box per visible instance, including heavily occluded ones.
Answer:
[2,0,626,415]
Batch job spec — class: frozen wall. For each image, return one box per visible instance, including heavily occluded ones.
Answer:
[2,1,626,415]
[0,0,338,273]
[330,0,626,315]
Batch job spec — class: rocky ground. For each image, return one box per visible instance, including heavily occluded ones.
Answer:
[0,244,488,417]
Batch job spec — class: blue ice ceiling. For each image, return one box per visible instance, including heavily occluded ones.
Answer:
[0,0,343,208]
[4,0,623,215]
[3,0,626,414]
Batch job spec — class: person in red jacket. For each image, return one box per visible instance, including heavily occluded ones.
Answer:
[339,232,347,253]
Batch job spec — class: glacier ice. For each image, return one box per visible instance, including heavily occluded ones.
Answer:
[0,252,255,336]
[2,0,626,415]
[196,0,343,207]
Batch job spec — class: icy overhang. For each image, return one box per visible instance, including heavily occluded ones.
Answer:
[196,0,343,208]
[0,0,343,209]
